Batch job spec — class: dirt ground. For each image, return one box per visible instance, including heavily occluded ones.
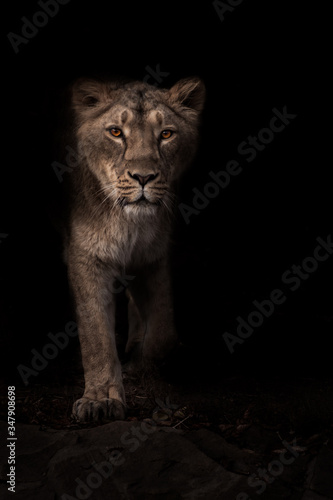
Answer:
[1,353,333,499]
[2,370,333,439]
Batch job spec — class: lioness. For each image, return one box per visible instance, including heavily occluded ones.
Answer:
[62,76,205,421]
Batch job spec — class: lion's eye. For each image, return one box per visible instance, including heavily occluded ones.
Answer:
[109,128,123,137]
[161,130,173,139]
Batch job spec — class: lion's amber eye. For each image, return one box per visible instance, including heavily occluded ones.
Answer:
[161,130,173,139]
[109,128,123,137]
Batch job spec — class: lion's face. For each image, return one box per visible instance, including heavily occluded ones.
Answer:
[72,78,205,217]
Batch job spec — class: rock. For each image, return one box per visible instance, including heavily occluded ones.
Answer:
[184,428,258,474]
[109,427,246,500]
[1,420,332,500]
[0,421,248,500]
[305,444,333,499]
[302,491,332,500]
[236,424,281,454]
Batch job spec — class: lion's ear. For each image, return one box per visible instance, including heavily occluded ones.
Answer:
[168,77,206,114]
[71,78,110,111]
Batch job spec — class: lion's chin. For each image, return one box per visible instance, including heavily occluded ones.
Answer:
[123,200,159,218]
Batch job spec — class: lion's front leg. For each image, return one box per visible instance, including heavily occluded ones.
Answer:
[125,260,179,370]
[68,250,126,421]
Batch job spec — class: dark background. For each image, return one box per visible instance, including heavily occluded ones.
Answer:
[1,0,331,386]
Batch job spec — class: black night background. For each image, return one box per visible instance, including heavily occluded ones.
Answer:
[1,1,332,498]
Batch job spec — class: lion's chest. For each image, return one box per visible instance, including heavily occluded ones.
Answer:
[73,215,167,269]
[108,223,159,267]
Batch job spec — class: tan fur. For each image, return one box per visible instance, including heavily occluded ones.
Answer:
[62,76,205,421]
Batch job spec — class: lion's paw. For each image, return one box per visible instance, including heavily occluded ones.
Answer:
[72,397,126,422]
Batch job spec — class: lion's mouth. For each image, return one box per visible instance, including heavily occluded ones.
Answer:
[127,194,159,206]
[136,195,149,204]
[119,190,163,211]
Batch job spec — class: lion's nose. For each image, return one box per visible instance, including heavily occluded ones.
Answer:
[128,172,158,186]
